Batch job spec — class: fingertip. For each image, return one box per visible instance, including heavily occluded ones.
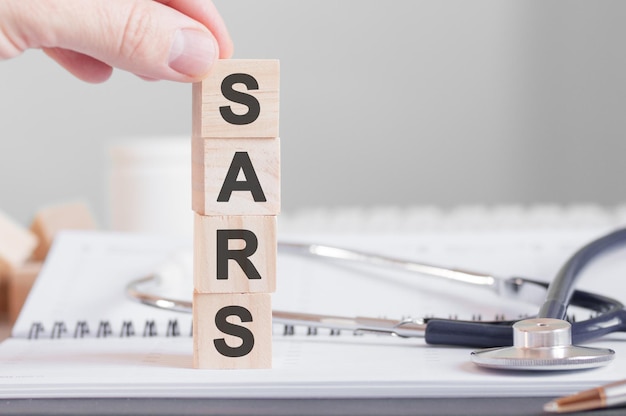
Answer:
[219,39,234,59]
[168,28,218,79]
[44,47,113,83]
[85,67,114,83]
[80,64,114,83]
[136,75,161,82]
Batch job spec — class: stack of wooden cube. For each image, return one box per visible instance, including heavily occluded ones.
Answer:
[191,60,280,369]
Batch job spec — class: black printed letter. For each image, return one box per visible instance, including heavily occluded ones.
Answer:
[217,229,262,280]
[213,306,255,357]
[217,152,266,203]
[219,73,261,125]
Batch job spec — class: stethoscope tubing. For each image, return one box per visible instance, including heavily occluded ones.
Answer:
[538,227,626,320]
[425,283,626,348]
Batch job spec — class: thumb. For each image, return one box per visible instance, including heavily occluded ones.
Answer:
[0,0,222,82]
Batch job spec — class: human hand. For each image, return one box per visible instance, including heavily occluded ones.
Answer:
[0,0,233,83]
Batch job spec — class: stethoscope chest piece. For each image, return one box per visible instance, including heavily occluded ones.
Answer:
[470,318,615,371]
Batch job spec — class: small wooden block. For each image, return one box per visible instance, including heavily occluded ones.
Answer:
[0,277,7,318]
[192,137,280,216]
[193,292,272,369]
[8,261,42,324]
[193,59,280,139]
[194,214,276,294]
[30,201,97,261]
[0,210,37,277]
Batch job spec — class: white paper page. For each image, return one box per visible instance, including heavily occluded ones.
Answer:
[275,228,620,323]
[12,231,193,340]
[1,334,626,399]
[3,228,626,399]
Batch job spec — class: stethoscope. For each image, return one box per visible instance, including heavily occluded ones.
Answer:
[127,227,626,372]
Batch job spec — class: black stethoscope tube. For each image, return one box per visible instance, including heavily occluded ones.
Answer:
[425,226,626,348]
[425,288,626,348]
[539,227,626,320]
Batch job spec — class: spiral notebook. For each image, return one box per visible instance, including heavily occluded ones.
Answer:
[2,228,626,399]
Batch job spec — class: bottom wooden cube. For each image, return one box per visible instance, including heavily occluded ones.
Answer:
[193,292,272,369]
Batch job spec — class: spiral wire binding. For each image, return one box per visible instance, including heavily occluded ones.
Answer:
[23,205,626,340]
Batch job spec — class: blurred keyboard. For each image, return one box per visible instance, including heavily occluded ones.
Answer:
[279,204,626,234]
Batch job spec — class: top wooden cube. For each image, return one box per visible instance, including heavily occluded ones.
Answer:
[193,60,280,139]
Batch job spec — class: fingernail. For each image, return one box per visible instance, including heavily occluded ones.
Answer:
[169,29,216,77]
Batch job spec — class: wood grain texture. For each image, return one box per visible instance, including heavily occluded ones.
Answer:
[193,59,279,139]
[193,292,272,369]
[194,214,276,294]
[191,137,280,216]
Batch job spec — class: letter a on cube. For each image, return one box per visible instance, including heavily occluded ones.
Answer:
[192,137,280,216]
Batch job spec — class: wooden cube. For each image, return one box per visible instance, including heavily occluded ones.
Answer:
[8,262,42,324]
[30,201,97,261]
[193,59,279,139]
[194,214,276,294]
[192,137,280,216]
[0,210,37,277]
[193,292,272,369]
[0,277,7,319]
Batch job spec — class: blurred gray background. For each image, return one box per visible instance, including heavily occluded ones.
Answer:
[0,0,625,226]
